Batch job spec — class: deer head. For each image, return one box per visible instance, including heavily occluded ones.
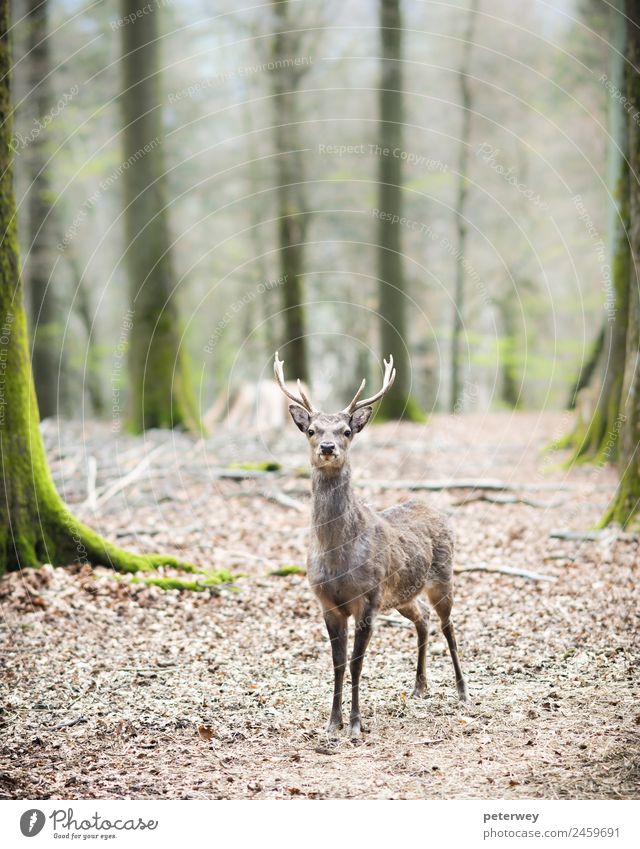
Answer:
[273,352,396,472]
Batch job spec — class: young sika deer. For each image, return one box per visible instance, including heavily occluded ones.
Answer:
[274,353,468,740]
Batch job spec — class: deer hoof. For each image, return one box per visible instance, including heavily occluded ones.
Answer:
[457,682,469,703]
[411,677,429,698]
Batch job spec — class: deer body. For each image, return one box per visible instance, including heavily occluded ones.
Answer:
[274,355,468,740]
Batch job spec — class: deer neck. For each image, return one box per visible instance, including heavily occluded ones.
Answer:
[311,463,363,552]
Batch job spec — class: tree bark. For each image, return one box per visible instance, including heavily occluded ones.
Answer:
[25,0,68,418]
[602,0,640,528]
[120,0,199,432]
[570,0,629,462]
[450,0,479,413]
[496,286,522,408]
[271,0,309,382]
[0,0,193,574]
[377,0,422,420]
[566,322,605,409]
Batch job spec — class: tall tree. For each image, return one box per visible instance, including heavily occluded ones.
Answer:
[450,0,479,413]
[377,0,422,419]
[120,0,199,432]
[602,0,640,528]
[270,0,310,382]
[569,0,630,462]
[25,0,68,418]
[0,0,189,574]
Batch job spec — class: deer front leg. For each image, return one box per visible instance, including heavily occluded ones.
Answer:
[323,609,348,734]
[349,608,376,741]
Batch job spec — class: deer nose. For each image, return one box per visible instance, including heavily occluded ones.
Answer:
[320,442,336,455]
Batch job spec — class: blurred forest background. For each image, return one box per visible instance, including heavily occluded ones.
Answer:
[10,0,615,423]
[2,0,639,801]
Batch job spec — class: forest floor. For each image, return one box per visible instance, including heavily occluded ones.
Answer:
[0,411,638,800]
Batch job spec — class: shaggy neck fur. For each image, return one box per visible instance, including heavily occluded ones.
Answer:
[311,462,364,554]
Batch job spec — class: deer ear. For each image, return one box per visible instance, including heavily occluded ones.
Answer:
[289,404,310,432]
[350,406,373,433]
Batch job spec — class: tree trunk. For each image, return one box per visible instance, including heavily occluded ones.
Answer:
[569,0,629,462]
[496,287,522,409]
[566,322,605,409]
[377,0,422,420]
[271,0,309,382]
[25,0,68,418]
[0,0,192,575]
[602,0,640,528]
[450,0,479,413]
[120,0,199,433]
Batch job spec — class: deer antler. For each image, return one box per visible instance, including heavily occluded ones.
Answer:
[273,351,316,414]
[342,355,396,414]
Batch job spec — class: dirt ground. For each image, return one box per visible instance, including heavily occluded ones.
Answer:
[0,412,638,800]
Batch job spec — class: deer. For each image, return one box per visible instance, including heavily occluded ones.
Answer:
[274,352,469,742]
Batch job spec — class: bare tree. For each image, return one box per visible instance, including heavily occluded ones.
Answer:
[270,0,310,382]
[120,0,199,432]
[568,0,630,461]
[25,0,69,417]
[450,0,479,412]
[377,0,422,419]
[602,0,640,527]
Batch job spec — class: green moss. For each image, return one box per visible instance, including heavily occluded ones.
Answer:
[229,461,282,472]
[269,563,306,576]
[130,570,235,592]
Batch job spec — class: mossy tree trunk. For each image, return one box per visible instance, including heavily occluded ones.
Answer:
[566,322,605,409]
[377,0,422,420]
[450,0,478,413]
[25,0,69,418]
[0,0,191,575]
[270,0,309,383]
[565,0,630,462]
[602,0,640,528]
[120,0,199,433]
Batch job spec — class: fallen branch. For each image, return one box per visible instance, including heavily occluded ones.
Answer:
[357,478,575,493]
[51,715,87,730]
[455,563,556,582]
[260,489,304,512]
[90,442,167,507]
[550,528,639,542]
[378,614,412,628]
[453,493,564,509]
[114,523,202,538]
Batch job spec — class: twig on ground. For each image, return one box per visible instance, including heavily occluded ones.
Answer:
[550,528,638,542]
[455,563,557,582]
[51,715,87,730]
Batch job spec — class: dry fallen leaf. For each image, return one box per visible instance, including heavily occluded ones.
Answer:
[198,725,215,741]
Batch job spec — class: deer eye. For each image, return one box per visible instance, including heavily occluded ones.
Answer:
[307,428,315,437]
[344,429,352,437]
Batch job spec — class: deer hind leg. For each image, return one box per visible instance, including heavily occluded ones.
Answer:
[426,581,469,703]
[396,599,430,697]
